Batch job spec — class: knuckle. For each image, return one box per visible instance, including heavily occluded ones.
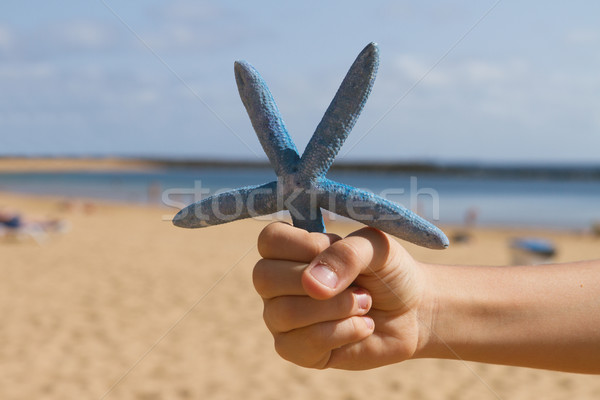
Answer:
[303,327,333,364]
[252,259,271,297]
[330,240,366,270]
[273,333,315,366]
[273,334,290,359]
[263,297,294,332]
[306,232,329,258]
[307,231,341,257]
[273,327,332,369]
[262,306,276,333]
[257,222,284,257]
[350,227,393,268]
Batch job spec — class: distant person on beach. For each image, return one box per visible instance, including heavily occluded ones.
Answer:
[0,208,65,233]
[0,210,23,229]
[451,206,479,244]
[253,222,600,373]
[464,206,478,227]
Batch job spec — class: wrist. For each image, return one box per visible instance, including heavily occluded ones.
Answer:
[411,262,443,360]
[411,263,500,360]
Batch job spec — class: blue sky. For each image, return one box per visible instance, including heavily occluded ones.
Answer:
[1,1,599,164]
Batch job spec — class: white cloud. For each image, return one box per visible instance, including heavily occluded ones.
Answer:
[43,20,118,51]
[566,28,600,45]
[393,55,529,88]
[145,25,217,50]
[394,55,450,86]
[463,61,507,83]
[143,2,253,52]
[369,51,600,161]
[0,19,122,61]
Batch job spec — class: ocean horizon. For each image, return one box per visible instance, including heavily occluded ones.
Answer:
[1,163,598,230]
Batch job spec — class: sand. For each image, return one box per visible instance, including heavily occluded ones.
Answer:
[0,157,163,173]
[1,190,599,400]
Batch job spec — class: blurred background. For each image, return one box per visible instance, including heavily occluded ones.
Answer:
[1,0,599,228]
[1,2,600,399]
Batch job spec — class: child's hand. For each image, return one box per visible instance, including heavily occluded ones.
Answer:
[253,222,431,370]
[254,222,600,373]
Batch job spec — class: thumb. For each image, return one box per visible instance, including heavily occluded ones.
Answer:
[301,227,392,300]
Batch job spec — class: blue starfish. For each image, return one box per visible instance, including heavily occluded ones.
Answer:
[173,43,449,249]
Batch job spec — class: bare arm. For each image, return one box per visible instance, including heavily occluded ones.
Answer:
[417,260,600,373]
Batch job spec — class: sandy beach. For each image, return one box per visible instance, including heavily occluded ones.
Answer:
[1,187,600,400]
[0,157,168,173]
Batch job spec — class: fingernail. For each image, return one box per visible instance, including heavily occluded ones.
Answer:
[309,263,338,289]
[354,290,370,311]
[362,316,374,330]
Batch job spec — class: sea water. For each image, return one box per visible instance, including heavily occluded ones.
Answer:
[0,167,598,229]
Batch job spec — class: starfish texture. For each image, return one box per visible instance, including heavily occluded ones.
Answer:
[173,43,449,249]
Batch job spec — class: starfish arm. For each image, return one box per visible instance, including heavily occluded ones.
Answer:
[172,181,280,228]
[298,43,379,181]
[234,61,300,176]
[317,179,449,249]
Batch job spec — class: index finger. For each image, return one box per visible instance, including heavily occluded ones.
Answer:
[258,222,342,262]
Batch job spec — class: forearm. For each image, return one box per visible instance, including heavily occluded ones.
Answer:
[414,260,600,373]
